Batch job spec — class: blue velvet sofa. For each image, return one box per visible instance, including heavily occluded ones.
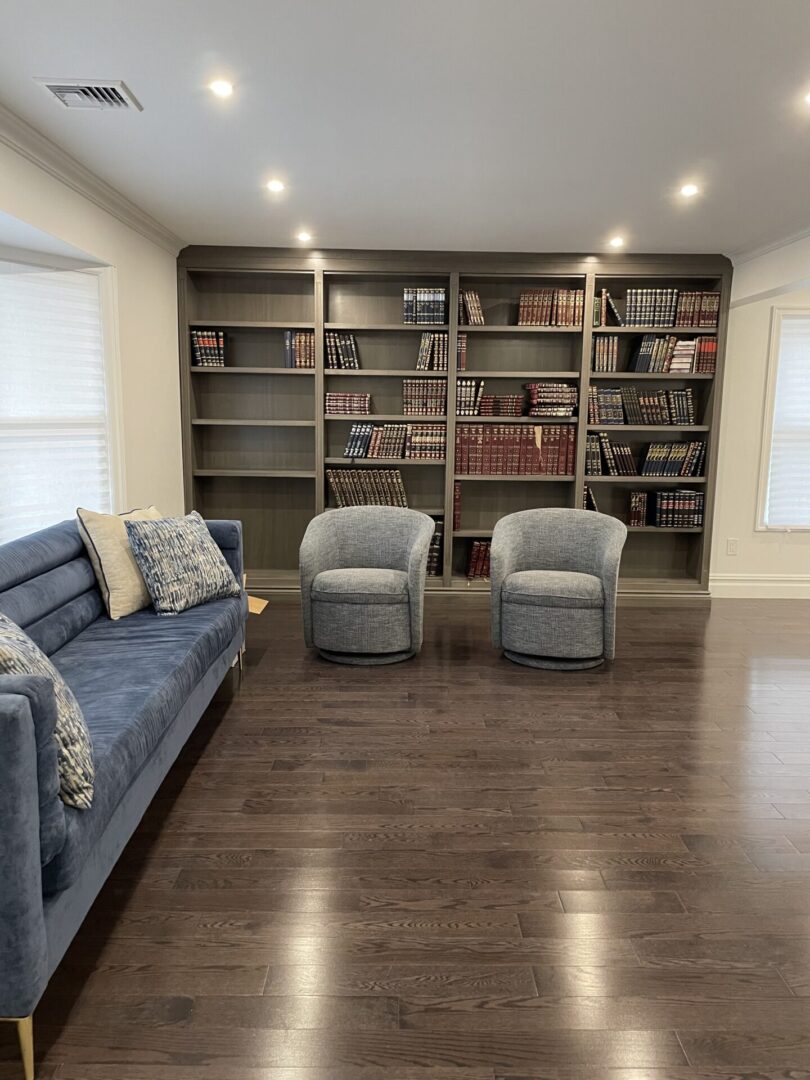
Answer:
[0,517,247,1075]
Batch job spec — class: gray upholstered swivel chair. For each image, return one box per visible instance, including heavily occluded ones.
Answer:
[300,506,435,665]
[491,508,627,670]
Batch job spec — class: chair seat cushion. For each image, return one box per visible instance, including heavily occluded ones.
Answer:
[312,568,409,605]
[42,594,245,893]
[503,570,604,610]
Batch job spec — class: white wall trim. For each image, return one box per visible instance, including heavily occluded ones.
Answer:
[0,243,104,272]
[0,102,183,255]
[710,573,810,598]
[88,266,128,512]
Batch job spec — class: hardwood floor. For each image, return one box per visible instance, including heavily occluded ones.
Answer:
[4,595,810,1080]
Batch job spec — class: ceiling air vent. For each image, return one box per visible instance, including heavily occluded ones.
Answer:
[35,79,143,111]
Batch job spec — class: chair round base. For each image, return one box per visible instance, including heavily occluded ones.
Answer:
[318,648,417,666]
[503,649,605,671]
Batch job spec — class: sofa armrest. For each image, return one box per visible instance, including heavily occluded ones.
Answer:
[0,676,65,866]
[205,520,244,587]
[0,683,52,1017]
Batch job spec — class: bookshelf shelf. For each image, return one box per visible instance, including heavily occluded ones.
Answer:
[189,320,316,330]
[325,323,449,332]
[589,372,714,380]
[457,415,577,424]
[193,469,317,478]
[592,325,718,335]
[324,457,445,466]
[192,419,316,428]
[627,526,703,533]
[586,424,709,432]
[461,325,582,335]
[190,367,315,376]
[462,370,580,379]
[324,413,447,422]
[324,369,448,377]
[179,251,729,598]
[586,475,706,484]
[455,474,575,482]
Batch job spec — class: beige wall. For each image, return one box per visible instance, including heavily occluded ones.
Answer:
[711,235,810,597]
[0,140,184,515]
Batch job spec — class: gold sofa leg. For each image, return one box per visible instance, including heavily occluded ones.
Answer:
[1,1016,33,1080]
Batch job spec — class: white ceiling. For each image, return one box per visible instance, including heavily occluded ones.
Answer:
[2,0,810,257]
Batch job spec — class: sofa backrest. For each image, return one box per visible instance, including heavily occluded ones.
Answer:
[0,520,103,655]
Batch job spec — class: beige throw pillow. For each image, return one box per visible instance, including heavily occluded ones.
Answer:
[77,506,162,620]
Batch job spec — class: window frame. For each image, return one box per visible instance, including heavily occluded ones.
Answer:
[756,305,810,531]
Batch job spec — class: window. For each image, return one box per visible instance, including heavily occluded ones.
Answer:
[0,264,115,543]
[759,309,810,529]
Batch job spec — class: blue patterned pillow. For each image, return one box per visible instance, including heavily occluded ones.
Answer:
[125,511,241,615]
[0,612,94,809]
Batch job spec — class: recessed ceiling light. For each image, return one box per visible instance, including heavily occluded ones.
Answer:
[209,80,233,98]
[609,236,625,248]
[805,91,810,104]
[680,183,699,198]
[266,179,285,193]
[297,231,312,243]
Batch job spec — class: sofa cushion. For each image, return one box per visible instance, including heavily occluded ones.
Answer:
[0,613,95,810]
[312,568,409,605]
[125,511,241,615]
[76,505,162,620]
[41,594,245,894]
[503,570,604,609]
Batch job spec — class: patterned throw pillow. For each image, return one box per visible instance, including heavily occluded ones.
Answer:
[125,511,241,615]
[0,613,94,809]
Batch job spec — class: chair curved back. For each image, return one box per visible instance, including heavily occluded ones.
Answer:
[492,507,626,576]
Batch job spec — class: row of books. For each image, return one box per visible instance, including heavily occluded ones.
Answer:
[457,378,486,416]
[324,331,359,369]
[594,288,720,328]
[403,287,446,324]
[585,433,706,477]
[466,540,491,579]
[479,394,525,417]
[342,423,446,460]
[629,490,705,528]
[190,329,225,367]
[427,522,443,576]
[326,468,408,507]
[592,335,619,372]
[526,382,578,418]
[587,386,696,426]
[517,288,584,327]
[284,330,316,369]
[325,392,371,415]
[632,334,717,373]
[403,378,447,416]
[455,424,576,476]
[417,332,449,371]
[458,289,485,325]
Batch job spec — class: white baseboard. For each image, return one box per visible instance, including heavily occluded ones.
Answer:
[710,573,810,598]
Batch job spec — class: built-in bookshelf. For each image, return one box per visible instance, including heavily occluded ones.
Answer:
[178,251,730,600]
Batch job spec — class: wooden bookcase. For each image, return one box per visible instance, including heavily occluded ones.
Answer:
[178,249,731,600]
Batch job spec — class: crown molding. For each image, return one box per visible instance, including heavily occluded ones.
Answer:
[730,223,810,266]
[0,102,183,255]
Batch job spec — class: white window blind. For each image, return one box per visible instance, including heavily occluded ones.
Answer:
[763,312,810,528]
[0,265,112,544]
